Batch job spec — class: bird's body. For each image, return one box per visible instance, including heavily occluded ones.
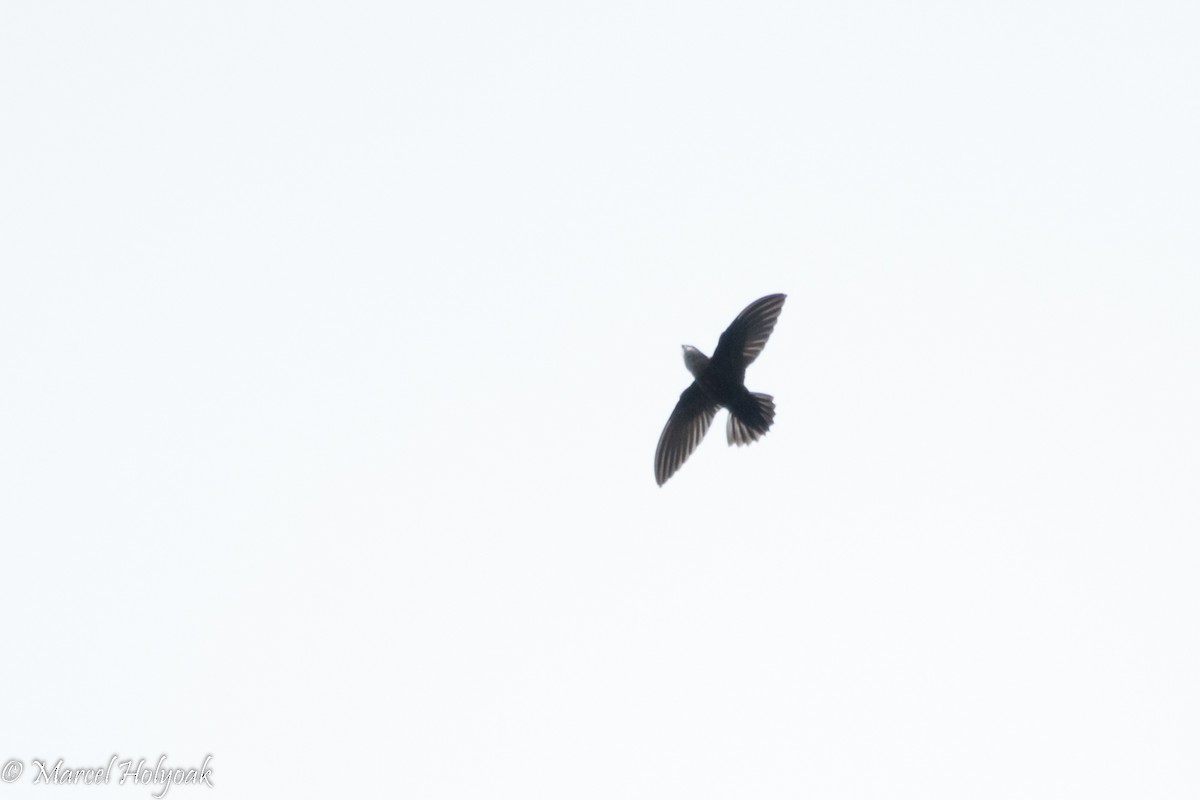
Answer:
[654,294,786,486]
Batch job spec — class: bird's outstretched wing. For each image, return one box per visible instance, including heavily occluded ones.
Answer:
[655,382,720,486]
[710,293,787,375]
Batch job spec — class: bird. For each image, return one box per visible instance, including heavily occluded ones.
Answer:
[654,293,786,486]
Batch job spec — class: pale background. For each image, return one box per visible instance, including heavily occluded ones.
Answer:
[2,1,1198,798]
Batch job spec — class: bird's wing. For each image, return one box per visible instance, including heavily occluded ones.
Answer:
[711,293,787,371]
[655,382,720,486]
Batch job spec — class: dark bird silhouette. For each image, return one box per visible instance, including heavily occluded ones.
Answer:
[654,293,786,486]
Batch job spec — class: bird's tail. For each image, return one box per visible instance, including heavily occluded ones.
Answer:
[726,391,775,446]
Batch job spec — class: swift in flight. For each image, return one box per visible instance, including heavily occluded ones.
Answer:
[654,293,787,486]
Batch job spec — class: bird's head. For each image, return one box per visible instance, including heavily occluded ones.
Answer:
[681,345,710,379]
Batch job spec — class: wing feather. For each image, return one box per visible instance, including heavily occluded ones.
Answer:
[654,383,720,486]
[710,293,787,373]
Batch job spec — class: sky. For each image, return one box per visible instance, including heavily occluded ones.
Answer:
[2,1,1198,798]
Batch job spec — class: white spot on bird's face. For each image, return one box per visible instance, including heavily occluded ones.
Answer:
[681,345,709,379]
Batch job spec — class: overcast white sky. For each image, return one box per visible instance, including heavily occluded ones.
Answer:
[2,2,1198,798]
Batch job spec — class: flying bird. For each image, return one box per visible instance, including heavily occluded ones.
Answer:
[654,293,786,486]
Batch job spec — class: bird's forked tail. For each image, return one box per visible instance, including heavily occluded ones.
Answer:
[726,391,775,446]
